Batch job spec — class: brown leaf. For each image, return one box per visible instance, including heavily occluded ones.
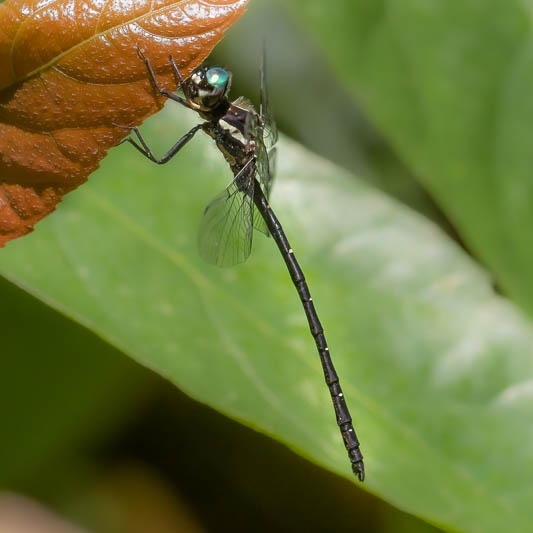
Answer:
[0,0,248,246]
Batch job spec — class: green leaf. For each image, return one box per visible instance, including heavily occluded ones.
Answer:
[1,105,532,532]
[287,0,533,317]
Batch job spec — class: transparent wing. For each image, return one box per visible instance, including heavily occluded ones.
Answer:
[250,142,272,236]
[266,147,277,197]
[233,96,255,112]
[260,46,278,150]
[198,167,255,267]
[253,202,269,236]
[254,130,275,200]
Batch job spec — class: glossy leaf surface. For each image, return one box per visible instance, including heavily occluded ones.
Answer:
[0,0,247,245]
[1,106,532,533]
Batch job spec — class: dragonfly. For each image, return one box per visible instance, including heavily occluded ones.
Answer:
[115,47,365,481]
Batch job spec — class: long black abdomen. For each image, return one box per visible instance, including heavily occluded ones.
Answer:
[252,179,365,481]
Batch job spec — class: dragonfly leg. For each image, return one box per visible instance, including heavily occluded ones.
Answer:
[114,123,204,164]
[168,55,186,90]
[136,46,193,110]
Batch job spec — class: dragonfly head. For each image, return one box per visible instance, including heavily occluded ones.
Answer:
[184,67,232,111]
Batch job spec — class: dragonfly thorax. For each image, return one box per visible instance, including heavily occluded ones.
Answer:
[204,104,256,173]
[218,105,254,146]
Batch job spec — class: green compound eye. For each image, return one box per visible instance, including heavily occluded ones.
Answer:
[207,67,229,88]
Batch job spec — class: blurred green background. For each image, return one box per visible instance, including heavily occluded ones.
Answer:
[3,0,533,532]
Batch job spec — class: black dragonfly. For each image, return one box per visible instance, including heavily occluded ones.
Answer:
[115,48,365,481]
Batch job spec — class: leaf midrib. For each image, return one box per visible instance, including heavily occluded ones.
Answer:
[5,0,206,88]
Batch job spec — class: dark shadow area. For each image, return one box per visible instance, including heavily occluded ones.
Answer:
[102,381,442,533]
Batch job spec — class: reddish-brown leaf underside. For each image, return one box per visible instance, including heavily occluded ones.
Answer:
[0,0,248,246]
